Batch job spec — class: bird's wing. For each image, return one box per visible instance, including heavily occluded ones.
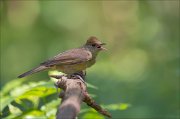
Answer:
[40,48,92,66]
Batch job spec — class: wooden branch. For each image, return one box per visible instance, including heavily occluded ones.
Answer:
[54,76,85,119]
[83,92,111,118]
[52,74,112,119]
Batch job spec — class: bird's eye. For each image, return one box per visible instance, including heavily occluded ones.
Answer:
[97,46,101,48]
[92,44,96,47]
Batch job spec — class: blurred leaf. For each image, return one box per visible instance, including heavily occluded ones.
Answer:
[1,78,25,96]
[41,98,59,117]
[82,112,104,119]
[9,104,22,115]
[0,95,14,113]
[80,108,91,114]
[20,110,46,119]
[1,106,10,118]
[88,93,96,98]
[103,103,131,111]
[87,83,98,90]
[17,87,56,99]
[1,80,56,113]
[48,70,64,76]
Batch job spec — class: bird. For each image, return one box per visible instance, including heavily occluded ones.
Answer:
[18,36,106,79]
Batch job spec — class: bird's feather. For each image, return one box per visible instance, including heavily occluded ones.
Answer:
[18,65,48,78]
[40,48,92,66]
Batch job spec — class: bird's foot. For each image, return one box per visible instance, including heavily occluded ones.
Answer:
[70,74,86,86]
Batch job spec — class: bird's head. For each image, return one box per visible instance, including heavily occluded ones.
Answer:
[85,36,106,53]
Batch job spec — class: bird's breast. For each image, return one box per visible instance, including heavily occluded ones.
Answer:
[86,59,96,68]
[54,59,96,74]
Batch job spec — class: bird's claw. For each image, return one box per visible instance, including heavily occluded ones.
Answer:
[70,74,87,86]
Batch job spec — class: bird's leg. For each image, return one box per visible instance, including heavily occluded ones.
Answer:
[83,70,86,80]
[70,71,87,85]
[74,75,86,84]
[78,70,86,80]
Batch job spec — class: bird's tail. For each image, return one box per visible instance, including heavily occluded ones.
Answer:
[18,65,48,78]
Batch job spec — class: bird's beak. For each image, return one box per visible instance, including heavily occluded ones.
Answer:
[100,43,107,50]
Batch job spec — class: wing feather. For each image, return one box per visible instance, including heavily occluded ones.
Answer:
[40,48,92,66]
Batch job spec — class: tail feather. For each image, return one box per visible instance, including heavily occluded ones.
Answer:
[18,66,48,78]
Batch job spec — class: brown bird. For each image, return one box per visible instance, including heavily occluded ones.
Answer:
[18,36,106,78]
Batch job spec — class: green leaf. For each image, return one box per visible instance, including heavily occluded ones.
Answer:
[1,81,56,112]
[82,112,104,119]
[1,78,26,96]
[40,99,60,117]
[17,110,46,119]
[103,103,131,111]
[87,83,98,90]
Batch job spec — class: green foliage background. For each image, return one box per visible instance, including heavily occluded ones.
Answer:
[0,1,179,119]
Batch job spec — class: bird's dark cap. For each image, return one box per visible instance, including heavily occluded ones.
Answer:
[86,36,104,45]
